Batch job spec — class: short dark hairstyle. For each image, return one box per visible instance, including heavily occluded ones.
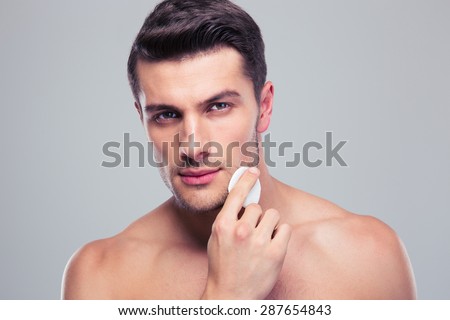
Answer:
[127,0,267,105]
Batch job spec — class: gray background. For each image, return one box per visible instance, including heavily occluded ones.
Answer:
[0,0,448,299]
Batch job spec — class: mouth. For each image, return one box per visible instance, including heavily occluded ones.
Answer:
[178,168,221,186]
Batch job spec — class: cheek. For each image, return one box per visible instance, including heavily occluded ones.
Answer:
[234,119,257,142]
[210,125,254,149]
[212,108,258,140]
[211,123,257,167]
[145,128,174,162]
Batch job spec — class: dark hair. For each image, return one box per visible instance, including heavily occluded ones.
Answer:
[127,0,266,104]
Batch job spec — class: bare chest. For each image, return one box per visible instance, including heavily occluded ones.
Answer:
[134,248,295,300]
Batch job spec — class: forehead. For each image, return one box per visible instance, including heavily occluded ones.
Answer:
[136,47,253,107]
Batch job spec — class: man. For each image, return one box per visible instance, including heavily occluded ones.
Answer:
[62,0,416,299]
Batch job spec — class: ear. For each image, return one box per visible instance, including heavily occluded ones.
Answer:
[256,81,274,133]
[134,101,143,122]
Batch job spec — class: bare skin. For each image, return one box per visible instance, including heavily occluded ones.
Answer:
[62,47,416,299]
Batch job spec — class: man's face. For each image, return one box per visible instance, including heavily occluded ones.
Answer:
[136,47,264,213]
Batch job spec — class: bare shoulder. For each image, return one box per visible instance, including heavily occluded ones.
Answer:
[282,193,416,299]
[61,231,160,299]
[61,202,176,299]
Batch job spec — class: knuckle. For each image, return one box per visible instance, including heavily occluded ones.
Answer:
[212,218,229,235]
[245,203,262,214]
[234,222,252,241]
[231,187,248,201]
[232,175,256,195]
[253,236,266,248]
[265,208,280,222]
[275,224,292,242]
[266,208,280,219]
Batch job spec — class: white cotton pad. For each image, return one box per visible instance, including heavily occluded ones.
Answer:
[227,166,261,208]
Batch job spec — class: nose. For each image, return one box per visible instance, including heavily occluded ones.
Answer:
[177,115,210,166]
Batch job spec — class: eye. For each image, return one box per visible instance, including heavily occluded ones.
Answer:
[153,111,179,123]
[209,102,230,112]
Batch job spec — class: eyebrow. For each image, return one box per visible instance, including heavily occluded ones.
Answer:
[202,90,241,105]
[144,90,241,113]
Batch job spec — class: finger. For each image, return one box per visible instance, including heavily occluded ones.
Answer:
[256,208,280,237]
[239,203,263,227]
[219,167,260,220]
[271,223,292,250]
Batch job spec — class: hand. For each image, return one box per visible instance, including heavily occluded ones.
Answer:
[202,167,291,299]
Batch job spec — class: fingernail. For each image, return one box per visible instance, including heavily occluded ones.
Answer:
[249,167,259,174]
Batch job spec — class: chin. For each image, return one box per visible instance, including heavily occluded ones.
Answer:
[173,187,228,214]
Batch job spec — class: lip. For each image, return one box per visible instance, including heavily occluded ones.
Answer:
[179,168,220,185]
